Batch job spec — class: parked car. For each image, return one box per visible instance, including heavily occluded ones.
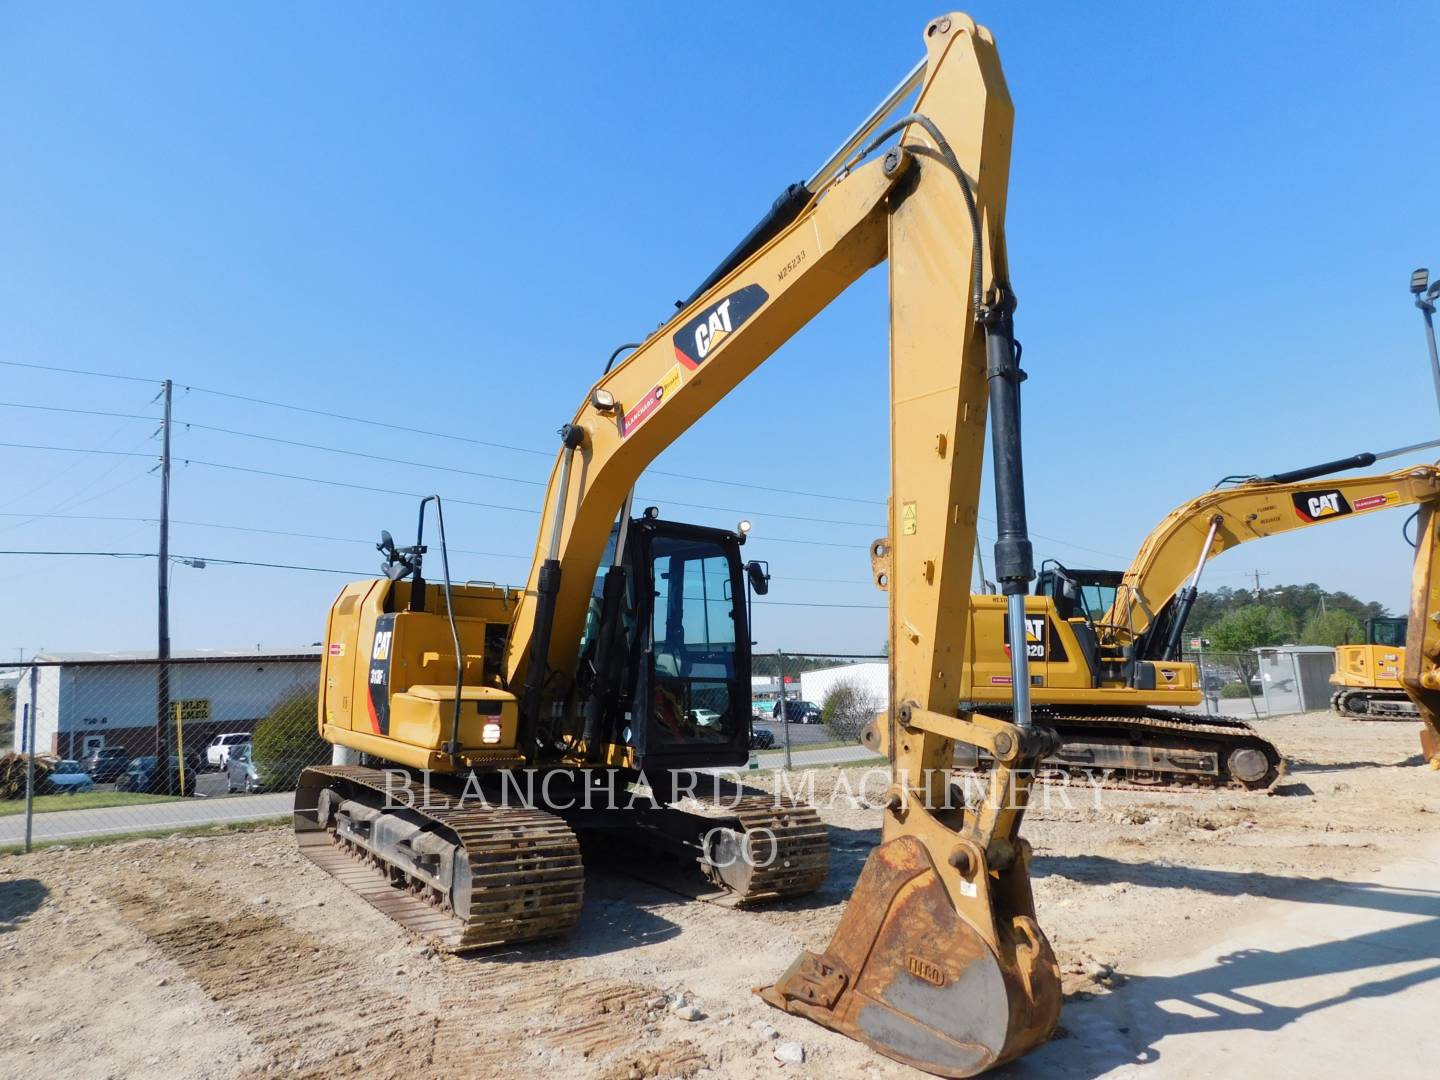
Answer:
[206,732,251,769]
[117,756,197,796]
[46,760,95,795]
[690,708,722,729]
[226,742,262,794]
[772,699,822,724]
[80,746,132,783]
[748,726,775,750]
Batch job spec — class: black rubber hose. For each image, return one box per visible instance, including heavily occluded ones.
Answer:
[603,343,642,375]
[857,112,985,315]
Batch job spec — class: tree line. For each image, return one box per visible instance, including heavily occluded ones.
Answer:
[1191,582,1388,654]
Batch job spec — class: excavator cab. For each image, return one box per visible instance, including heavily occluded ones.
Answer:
[1368,616,1408,648]
[574,513,752,773]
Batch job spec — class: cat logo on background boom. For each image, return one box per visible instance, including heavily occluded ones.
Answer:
[672,284,769,369]
[1291,489,1353,523]
[1004,616,1063,661]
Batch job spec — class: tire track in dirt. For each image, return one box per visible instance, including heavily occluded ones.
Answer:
[102,875,706,1078]
[105,889,437,1076]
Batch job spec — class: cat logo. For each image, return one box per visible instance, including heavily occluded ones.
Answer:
[672,284,769,369]
[1002,616,1067,662]
[1291,489,1353,523]
[372,629,392,661]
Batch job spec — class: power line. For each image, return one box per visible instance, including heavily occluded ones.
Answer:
[180,383,885,505]
[175,418,882,526]
[0,401,159,422]
[4,366,1125,554]
[0,548,367,576]
[0,547,893,599]
[0,549,153,558]
[0,359,158,385]
[0,440,155,460]
[180,458,543,514]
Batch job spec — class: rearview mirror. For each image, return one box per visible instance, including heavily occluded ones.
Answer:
[746,560,770,596]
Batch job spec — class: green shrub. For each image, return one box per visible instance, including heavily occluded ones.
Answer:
[0,753,53,800]
[820,681,884,742]
[1219,682,1251,699]
[252,690,328,790]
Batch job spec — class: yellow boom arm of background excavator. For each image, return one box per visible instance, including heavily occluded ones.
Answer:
[1103,463,1440,645]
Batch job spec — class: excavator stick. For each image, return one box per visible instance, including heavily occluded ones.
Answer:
[763,17,1061,1072]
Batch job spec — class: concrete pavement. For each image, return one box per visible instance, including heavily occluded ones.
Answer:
[1014,839,1440,1077]
[0,791,292,846]
[2,745,880,847]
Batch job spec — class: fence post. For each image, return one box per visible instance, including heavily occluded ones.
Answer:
[24,665,37,853]
[1257,650,1273,717]
[778,651,792,771]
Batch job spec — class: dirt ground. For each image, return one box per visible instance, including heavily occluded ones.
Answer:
[1,711,1436,1080]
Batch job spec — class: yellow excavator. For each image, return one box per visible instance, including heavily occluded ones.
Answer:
[953,458,1440,787]
[298,14,1061,1075]
[1332,616,1413,718]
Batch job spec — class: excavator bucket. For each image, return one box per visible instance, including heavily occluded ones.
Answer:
[759,834,1060,1077]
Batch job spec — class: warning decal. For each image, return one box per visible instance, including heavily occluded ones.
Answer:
[621,363,684,439]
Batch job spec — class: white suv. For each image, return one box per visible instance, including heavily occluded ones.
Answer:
[206,732,250,770]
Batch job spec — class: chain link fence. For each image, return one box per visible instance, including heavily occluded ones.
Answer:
[1178,646,1336,718]
[0,643,1338,851]
[1,654,323,850]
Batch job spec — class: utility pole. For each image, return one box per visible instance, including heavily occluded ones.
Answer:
[1246,569,1270,595]
[155,379,173,796]
[1410,268,1440,420]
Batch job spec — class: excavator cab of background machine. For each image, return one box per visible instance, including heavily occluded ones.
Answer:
[1369,616,1408,647]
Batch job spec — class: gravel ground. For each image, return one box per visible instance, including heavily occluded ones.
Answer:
[0,711,1435,1079]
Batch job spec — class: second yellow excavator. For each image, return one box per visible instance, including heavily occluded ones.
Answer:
[1331,616,1413,718]
[949,456,1440,788]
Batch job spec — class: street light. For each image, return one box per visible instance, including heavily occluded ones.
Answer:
[1411,266,1440,422]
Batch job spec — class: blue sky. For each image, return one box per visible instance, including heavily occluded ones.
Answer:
[2,1,1438,658]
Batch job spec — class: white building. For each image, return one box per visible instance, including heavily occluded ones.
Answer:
[8,648,321,759]
[800,661,889,710]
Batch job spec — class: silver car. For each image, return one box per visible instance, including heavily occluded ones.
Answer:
[225,742,261,794]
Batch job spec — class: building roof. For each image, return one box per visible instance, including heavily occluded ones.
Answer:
[27,646,323,663]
